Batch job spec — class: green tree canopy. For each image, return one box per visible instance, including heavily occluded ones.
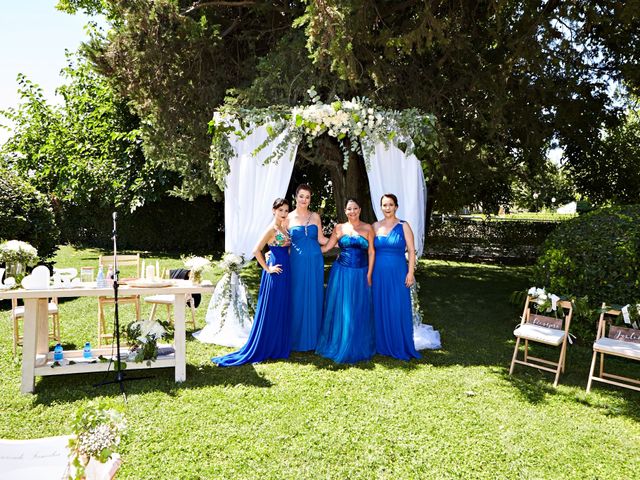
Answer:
[57,0,640,225]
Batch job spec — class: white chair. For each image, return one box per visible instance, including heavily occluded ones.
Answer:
[509,294,573,387]
[144,268,197,330]
[12,297,60,356]
[587,303,640,393]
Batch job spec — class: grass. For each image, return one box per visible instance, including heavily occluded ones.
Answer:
[1,246,640,479]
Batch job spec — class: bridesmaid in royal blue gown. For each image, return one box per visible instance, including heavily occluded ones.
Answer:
[372,194,421,360]
[316,198,376,364]
[212,198,292,367]
[287,184,327,351]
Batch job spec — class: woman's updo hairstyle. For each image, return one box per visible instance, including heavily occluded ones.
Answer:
[380,193,399,207]
[344,197,361,209]
[273,198,290,210]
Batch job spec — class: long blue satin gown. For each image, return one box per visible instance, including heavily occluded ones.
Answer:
[316,235,375,363]
[212,244,291,367]
[373,222,421,360]
[289,224,324,351]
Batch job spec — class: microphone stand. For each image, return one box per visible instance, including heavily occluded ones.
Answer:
[95,212,150,398]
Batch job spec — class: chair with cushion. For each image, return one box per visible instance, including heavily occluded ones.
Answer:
[509,293,574,387]
[144,268,199,330]
[12,297,60,356]
[97,254,141,346]
[586,303,640,393]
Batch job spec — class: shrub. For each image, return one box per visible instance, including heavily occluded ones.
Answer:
[60,195,224,254]
[427,216,560,264]
[0,165,59,260]
[533,205,640,340]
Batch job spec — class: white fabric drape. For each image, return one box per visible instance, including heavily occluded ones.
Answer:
[364,142,427,257]
[224,126,298,260]
[194,125,297,347]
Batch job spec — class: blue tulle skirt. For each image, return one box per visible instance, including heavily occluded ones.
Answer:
[316,261,375,363]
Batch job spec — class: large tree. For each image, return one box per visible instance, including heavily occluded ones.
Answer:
[58,0,640,227]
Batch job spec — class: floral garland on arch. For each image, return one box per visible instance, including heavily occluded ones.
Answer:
[208,89,436,189]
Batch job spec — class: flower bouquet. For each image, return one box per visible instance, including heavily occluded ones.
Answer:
[218,252,244,274]
[67,401,125,480]
[0,240,39,282]
[183,255,212,284]
[124,319,168,364]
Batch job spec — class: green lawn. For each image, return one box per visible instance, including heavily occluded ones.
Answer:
[1,246,639,479]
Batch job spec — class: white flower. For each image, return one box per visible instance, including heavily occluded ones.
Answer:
[0,240,39,266]
[184,256,212,273]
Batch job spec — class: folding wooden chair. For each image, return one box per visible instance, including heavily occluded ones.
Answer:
[587,303,640,393]
[143,269,198,330]
[97,254,141,346]
[509,294,573,387]
[12,297,60,356]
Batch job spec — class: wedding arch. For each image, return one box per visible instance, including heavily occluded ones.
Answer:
[193,92,440,349]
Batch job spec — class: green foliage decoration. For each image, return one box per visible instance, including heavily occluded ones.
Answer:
[209,91,436,189]
[533,205,640,340]
[0,164,59,260]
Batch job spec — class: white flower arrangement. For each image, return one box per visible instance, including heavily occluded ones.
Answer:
[125,319,168,363]
[183,255,212,283]
[0,239,39,266]
[67,402,125,480]
[218,252,244,274]
[183,255,212,273]
[209,91,435,189]
[528,286,561,313]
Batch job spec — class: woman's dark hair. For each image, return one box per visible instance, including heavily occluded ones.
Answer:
[296,184,313,195]
[273,198,290,210]
[380,193,398,207]
[344,197,361,209]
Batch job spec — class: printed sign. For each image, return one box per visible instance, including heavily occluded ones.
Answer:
[529,314,562,330]
[608,325,640,344]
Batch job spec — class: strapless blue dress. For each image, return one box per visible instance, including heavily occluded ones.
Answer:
[316,235,375,363]
[212,245,291,366]
[289,224,324,351]
[373,222,421,360]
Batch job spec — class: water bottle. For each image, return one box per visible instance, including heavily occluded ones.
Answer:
[53,343,64,362]
[96,266,105,288]
[83,342,92,359]
[106,265,114,285]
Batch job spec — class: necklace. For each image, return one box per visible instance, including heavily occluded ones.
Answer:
[303,212,312,236]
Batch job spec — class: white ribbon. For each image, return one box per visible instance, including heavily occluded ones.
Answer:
[622,305,631,325]
[550,294,560,312]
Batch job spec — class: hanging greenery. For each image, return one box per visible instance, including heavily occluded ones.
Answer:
[208,89,436,190]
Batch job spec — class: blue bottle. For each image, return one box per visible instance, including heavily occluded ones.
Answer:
[53,343,63,361]
[96,266,105,288]
[83,342,92,359]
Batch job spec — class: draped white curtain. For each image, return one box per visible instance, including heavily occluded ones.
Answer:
[194,125,297,347]
[224,126,298,259]
[364,142,427,257]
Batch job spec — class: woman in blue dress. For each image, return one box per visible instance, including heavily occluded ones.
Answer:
[316,198,376,364]
[372,193,421,360]
[212,198,292,367]
[286,184,328,351]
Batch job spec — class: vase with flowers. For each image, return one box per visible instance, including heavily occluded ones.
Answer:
[0,240,39,283]
[182,255,212,284]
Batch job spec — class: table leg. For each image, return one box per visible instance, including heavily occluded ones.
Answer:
[21,298,48,394]
[173,294,186,383]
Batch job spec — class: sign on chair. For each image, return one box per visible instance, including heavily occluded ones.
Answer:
[529,314,562,330]
[608,325,640,344]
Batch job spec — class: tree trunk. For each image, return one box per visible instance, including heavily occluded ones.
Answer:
[317,138,376,224]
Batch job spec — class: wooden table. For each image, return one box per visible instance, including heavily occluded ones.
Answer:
[0,281,213,394]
